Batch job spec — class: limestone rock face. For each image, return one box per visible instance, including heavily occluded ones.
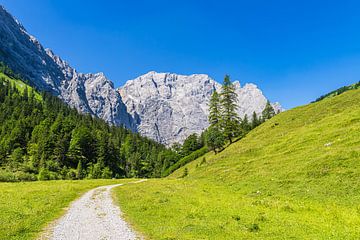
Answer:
[0,6,135,130]
[119,72,221,144]
[119,72,283,145]
[0,5,282,145]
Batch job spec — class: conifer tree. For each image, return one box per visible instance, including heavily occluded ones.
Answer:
[262,100,276,120]
[205,126,225,154]
[240,114,251,136]
[220,75,239,143]
[208,90,222,127]
[251,111,260,129]
[76,159,83,179]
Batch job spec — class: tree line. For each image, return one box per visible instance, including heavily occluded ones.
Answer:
[0,73,184,181]
[205,75,277,153]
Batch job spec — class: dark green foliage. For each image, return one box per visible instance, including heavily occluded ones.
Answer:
[239,114,251,137]
[181,133,203,157]
[208,90,222,127]
[181,167,188,178]
[200,157,206,165]
[205,126,225,154]
[0,62,23,81]
[247,223,260,232]
[251,111,261,129]
[161,147,208,177]
[220,75,239,143]
[0,73,181,181]
[262,100,275,121]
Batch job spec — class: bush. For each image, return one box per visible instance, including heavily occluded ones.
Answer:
[66,169,77,180]
[0,170,17,182]
[181,168,188,178]
[38,168,59,180]
[0,170,36,182]
[101,167,112,179]
[162,146,208,177]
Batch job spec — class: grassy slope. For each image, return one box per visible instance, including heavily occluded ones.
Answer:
[0,72,42,101]
[0,179,133,240]
[115,88,360,239]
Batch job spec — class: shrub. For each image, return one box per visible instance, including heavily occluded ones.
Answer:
[162,147,208,177]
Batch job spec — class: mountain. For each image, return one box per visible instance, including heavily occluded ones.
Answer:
[0,70,179,181]
[0,5,134,130]
[119,71,282,145]
[115,87,360,239]
[315,80,360,102]
[0,5,282,145]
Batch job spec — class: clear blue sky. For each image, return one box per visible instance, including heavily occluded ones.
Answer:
[1,0,360,109]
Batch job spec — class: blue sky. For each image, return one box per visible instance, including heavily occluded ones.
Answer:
[1,0,360,109]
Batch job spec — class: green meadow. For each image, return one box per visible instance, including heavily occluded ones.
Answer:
[0,179,132,240]
[115,88,360,239]
[1,88,359,240]
[0,72,42,101]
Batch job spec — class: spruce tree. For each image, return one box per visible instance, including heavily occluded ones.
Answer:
[220,75,239,144]
[208,90,222,127]
[262,100,276,121]
[251,111,260,129]
[240,114,251,136]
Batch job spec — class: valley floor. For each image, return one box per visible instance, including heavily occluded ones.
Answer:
[0,179,134,240]
[115,178,360,239]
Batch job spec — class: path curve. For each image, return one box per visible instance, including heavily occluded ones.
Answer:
[47,181,144,240]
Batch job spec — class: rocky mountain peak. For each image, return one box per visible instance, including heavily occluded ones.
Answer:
[0,5,135,130]
[0,6,282,145]
[119,72,282,145]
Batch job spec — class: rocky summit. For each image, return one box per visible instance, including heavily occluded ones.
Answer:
[119,72,282,145]
[0,5,282,145]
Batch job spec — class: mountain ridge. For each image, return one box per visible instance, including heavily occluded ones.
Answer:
[0,5,282,145]
[119,71,282,145]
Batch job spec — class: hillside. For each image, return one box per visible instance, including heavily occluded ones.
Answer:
[315,81,360,102]
[115,88,360,239]
[0,71,180,181]
[0,6,281,145]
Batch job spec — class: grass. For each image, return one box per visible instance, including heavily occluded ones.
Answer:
[0,179,133,240]
[162,147,208,177]
[115,88,360,239]
[0,72,42,101]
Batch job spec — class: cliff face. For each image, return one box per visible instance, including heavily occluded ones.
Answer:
[119,72,282,145]
[0,5,282,145]
[0,6,135,130]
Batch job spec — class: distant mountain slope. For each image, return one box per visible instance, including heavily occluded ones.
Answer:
[119,71,282,145]
[0,5,135,130]
[0,70,178,180]
[116,88,360,239]
[0,5,282,145]
[315,81,360,102]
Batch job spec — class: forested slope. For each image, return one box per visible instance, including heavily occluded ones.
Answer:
[0,71,179,181]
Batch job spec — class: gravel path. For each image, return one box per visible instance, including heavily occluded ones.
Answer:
[47,181,143,240]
